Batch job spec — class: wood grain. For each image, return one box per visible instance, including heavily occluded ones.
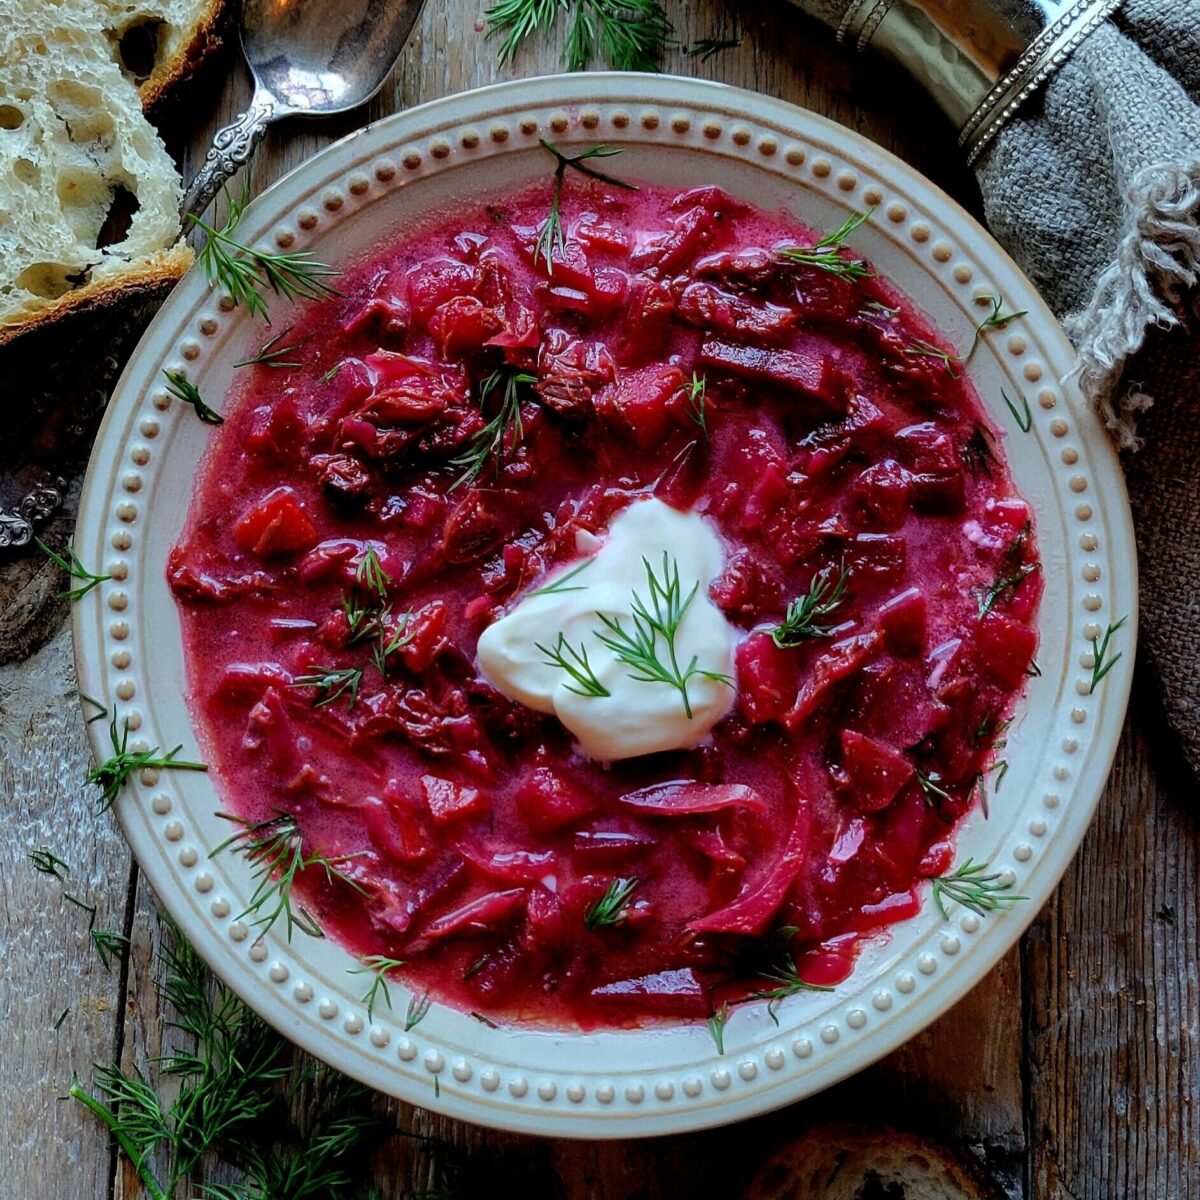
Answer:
[0,1,1195,1197]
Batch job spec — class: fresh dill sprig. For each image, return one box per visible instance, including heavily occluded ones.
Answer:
[770,561,849,647]
[355,545,391,602]
[80,692,109,725]
[36,539,113,601]
[65,891,98,927]
[533,140,638,275]
[685,372,709,438]
[233,327,304,370]
[449,366,539,488]
[1088,616,1128,694]
[405,990,433,1031]
[471,1010,499,1028]
[86,715,207,812]
[744,926,834,1021]
[915,769,951,806]
[91,928,129,971]
[584,876,639,930]
[903,339,960,377]
[370,612,414,678]
[320,362,342,383]
[966,294,1027,360]
[28,847,70,880]
[73,915,383,1200]
[529,558,594,597]
[53,1006,70,1031]
[977,523,1037,618]
[486,0,672,72]
[536,632,610,698]
[930,858,1026,919]
[707,1003,729,1055]
[974,710,1012,749]
[210,812,365,942]
[1002,387,1033,433]
[162,369,224,425]
[189,183,341,321]
[291,666,363,710]
[778,209,874,280]
[683,36,740,61]
[350,955,405,1020]
[861,299,900,318]
[594,552,733,719]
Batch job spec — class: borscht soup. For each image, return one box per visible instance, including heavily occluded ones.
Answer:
[169,171,1040,1031]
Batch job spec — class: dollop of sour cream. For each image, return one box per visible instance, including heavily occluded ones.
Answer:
[477,498,740,760]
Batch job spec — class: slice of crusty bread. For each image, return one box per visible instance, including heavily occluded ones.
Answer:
[742,1125,1005,1200]
[97,0,229,113]
[0,0,192,345]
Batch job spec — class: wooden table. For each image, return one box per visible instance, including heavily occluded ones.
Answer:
[2,2,1196,1196]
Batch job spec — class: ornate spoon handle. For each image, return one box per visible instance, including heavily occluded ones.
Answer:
[181,96,277,222]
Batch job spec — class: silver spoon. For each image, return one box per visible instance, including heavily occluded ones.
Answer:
[182,0,427,221]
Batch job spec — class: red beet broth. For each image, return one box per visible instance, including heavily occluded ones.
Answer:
[169,177,1041,1029]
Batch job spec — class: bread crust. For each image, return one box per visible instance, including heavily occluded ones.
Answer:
[741,1123,1006,1200]
[0,244,193,348]
[137,0,234,116]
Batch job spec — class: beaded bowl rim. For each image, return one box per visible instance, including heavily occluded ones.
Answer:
[73,73,1136,1137]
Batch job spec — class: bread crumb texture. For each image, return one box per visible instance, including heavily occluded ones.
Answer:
[0,0,189,337]
[742,1124,1002,1200]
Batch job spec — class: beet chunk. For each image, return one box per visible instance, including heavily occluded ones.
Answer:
[233,487,318,558]
[699,340,850,415]
[594,363,685,448]
[840,729,914,812]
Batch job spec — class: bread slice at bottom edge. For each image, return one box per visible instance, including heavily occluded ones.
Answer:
[742,1124,1006,1200]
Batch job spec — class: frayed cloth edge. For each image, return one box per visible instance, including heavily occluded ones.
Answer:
[1064,160,1200,450]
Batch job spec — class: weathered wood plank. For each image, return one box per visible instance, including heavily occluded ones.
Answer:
[1024,673,1200,1200]
[0,623,132,1200]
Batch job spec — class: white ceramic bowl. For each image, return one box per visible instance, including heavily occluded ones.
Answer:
[73,74,1137,1137]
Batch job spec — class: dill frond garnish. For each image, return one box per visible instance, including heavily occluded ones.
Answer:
[529,558,594,597]
[162,369,224,425]
[770,561,849,646]
[209,812,365,942]
[966,294,1027,360]
[486,0,672,72]
[36,539,113,601]
[1089,617,1128,694]
[533,140,638,275]
[707,1003,729,1055]
[536,632,610,697]
[1002,387,1033,432]
[685,372,709,437]
[290,665,363,710]
[930,858,1026,919]
[233,326,304,370]
[778,209,874,281]
[594,552,733,719]
[350,955,405,1020]
[86,715,207,812]
[977,522,1038,618]
[189,183,341,321]
[584,876,639,930]
[449,366,539,488]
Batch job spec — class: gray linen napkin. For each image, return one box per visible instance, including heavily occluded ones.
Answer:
[791,0,1200,771]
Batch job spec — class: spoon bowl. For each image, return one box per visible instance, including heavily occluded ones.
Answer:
[182,0,426,218]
